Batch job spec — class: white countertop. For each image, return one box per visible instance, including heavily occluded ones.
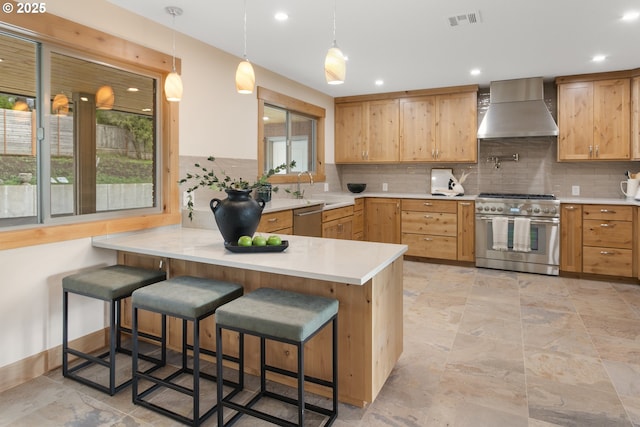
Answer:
[93,226,408,286]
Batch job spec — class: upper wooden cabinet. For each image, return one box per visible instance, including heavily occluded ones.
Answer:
[632,76,640,160]
[335,85,478,164]
[557,76,631,161]
[335,99,399,163]
[400,91,477,162]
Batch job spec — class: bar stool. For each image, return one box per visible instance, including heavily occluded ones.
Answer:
[215,287,339,427]
[62,264,167,395]
[131,276,243,427]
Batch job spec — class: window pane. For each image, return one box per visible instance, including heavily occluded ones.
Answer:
[50,52,157,217]
[0,34,38,225]
[263,104,316,174]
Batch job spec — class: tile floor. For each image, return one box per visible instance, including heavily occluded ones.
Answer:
[2,261,640,426]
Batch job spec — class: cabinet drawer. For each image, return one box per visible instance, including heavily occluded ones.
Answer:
[402,233,457,260]
[583,219,632,249]
[322,217,353,240]
[354,198,364,211]
[322,205,354,222]
[582,246,633,277]
[583,205,633,221]
[258,210,293,233]
[402,199,457,213]
[402,211,457,235]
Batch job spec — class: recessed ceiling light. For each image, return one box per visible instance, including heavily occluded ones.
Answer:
[142,108,152,112]
[80,96,89,102]
[127,87,139,92]
[470,68,481,76]
[375,79,384,86]
[592,54,606,62]
[622,11,639,21]
[263,116,270,121]
[275,12,288,21]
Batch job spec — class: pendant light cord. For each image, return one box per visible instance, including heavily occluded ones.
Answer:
[243,0,248,60]
[171,13,177,72]
[332,0,337,46]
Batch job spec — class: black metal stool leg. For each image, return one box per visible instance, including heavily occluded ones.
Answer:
[62,290,69,377]
[193,319,200,426]
[108,299,117,395]
[132,306,139,402]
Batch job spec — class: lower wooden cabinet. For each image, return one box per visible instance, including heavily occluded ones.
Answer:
[560,204,583,273]
[365,198,401,243]
[582,205,633,277]
[560,203,635,278]
[257,210,293,235]
[322,205,354,240]
[352,198,365,240]
[457,201,475,261]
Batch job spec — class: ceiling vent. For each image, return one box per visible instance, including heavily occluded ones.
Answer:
[448,11,482,27]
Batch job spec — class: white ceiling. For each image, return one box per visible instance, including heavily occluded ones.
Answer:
[107,0,640,97]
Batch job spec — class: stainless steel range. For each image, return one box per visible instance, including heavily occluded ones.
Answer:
[475,193,560,275]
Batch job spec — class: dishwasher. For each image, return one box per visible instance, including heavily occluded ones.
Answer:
[293,205,323,237]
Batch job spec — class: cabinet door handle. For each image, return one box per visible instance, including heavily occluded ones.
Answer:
[589,145,593,157]
[600,251,615,255]
[595,145,599,157]
[268,218,278,223]
[599,209,616,214]
[431,149,436,159]
[460,202,471,206]
[600,223,614,228]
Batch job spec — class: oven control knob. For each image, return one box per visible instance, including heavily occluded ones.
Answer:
[497,207,503,212]
[526,208,533,213]
[543,208,550,213]
[550,207,557,214]
[533,208,540,214]
[484,206,490,211]
[477,207,483,212]
[490,207,496,212]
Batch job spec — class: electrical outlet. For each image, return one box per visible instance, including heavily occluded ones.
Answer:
[324,182,329,192]
[571,185,580,196]
[382,182,388,192]
[183,190,193,207]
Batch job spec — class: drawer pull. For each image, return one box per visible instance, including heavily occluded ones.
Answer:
[599,209,616,214]
[423,202,433,206]
[423,238,433,241]
[564,206,576,210]
[599,223,614,228]
[424,215,433,219]
[268,218,278,223]
[600,251,615,255]
[460,202,471,206]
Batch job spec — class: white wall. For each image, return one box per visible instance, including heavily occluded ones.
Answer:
[0,0,335,369]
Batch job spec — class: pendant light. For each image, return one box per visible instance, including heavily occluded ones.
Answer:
[325,0,346,85]
[95,85,115,110]
[235,0,255,94]
[165,6,183,102]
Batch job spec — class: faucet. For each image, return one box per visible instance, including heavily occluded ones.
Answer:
[296,171,314,199]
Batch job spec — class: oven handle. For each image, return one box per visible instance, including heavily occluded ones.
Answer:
[476,216,559,225]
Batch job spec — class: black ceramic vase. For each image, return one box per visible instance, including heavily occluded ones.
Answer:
[210,188,266,243]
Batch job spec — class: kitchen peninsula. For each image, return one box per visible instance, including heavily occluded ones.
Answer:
[92,226,407,407]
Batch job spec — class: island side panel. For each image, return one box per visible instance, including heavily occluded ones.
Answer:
[371,257,404,400]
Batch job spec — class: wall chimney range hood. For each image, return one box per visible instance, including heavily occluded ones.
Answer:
[477,77,558,139]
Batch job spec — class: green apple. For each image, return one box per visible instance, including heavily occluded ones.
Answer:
[267,235,282,246]
[237,235,253,247]
[252,235,267,246]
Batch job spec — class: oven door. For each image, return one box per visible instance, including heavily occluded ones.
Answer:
[475,215,560,274]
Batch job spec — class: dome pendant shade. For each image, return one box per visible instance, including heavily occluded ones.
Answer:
[95,85,115,110]
[235,60,255,94]
[165,71,183,102]
[325,46,346,85]
[52,93,69,115]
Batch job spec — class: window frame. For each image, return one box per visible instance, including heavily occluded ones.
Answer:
[257,87,325,184]
[0,10,181,249]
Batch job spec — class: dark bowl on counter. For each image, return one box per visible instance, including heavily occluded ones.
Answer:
[347,183,366,193]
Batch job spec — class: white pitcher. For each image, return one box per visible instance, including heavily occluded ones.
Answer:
[620,178,640,199]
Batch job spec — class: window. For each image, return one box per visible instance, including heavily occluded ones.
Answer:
[257,87,325,183]
[0,32,160,228]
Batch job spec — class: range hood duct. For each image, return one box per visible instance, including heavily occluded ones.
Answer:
[477,77,558,139]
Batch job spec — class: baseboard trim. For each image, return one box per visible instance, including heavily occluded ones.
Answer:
[0,328,107,393]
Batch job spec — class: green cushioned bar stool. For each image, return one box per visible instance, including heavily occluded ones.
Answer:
[131,276,244,427]
[215,287,339,427]
[62,264,167,396]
